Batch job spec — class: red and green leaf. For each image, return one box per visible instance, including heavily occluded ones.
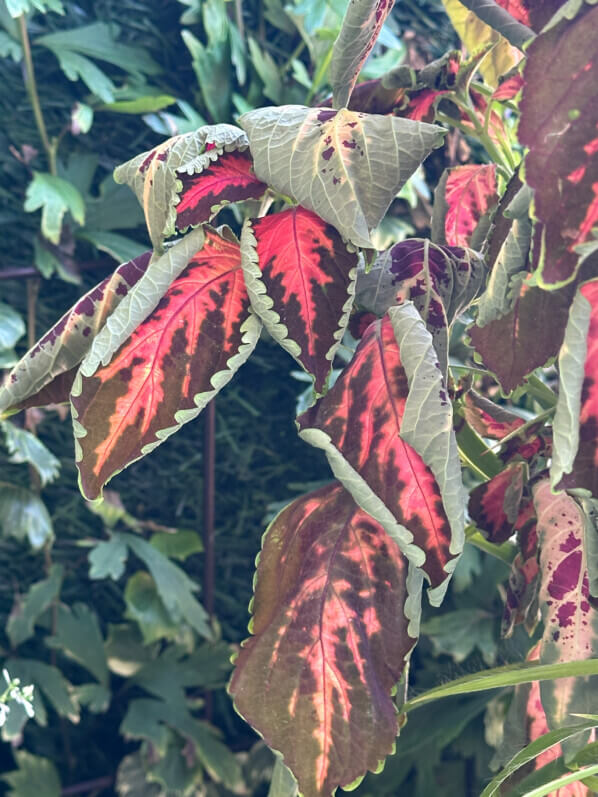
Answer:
[330,0,396,110]
[241,206,357,395]
[469,461,526,544]
[229,482,422,797]
[355,238,484,375]
[502,513,540,637]
[71,227,261,500]
[534,480,598,747]
[462,390,525,440]
[298,305,464,600]
[443,165,498,248]
[518,4,598,288]
[0,251,151,416]
[114,124,261,250]
[175,149,267,233]
[469,281,576,394]
[552,279,598,495]
[492,73,524,101]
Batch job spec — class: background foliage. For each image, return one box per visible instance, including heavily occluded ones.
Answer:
[1,0,594,795]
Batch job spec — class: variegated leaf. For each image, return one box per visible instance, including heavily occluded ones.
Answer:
[502,511,540,637]
[469,461,526,543]
[534,480,598,753]
[462,389,525,440]
[469,280,575,394]
[114,124,261,250]
[519,4,598,288]
[330,0,396,110]
[229,482,423,797]
[443,165,498,249]
[71,227,261,500]
[552,279,598,495]
[239,105,445,248]
[0,251,151,416]
[241,207,357,395]
[298,304,464,603]
[355,238,485,376]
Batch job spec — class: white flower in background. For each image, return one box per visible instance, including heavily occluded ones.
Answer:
[0,668,35,724]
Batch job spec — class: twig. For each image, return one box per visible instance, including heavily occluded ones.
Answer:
[61,775,113,795]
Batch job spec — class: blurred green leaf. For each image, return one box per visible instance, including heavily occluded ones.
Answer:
[24,172,85,244]
[248,37,283,103]
[46,603,109,686]
[0,484,53,549]
[182,29,231,122]
[421,608,497,666]
[49,50,116,102]
[0,301,25,350]
[149,530,203,561]
[104,623,155,677]
[116,752,164,797]
[88,535,129,580]
[124,571,178,644]
[2,751,61,797]
[0,29,20,59]
[73,683,111,713]
[5,0,63,16]
[6,563,63,647]
[97,95,177,114]
[70,101,93,134]
[78,230,148,263]
[269,755,298,797]
[1,421,60,485]
[84,176,144,232]
[7,657,78,721]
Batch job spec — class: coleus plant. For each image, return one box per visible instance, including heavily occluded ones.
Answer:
[1,0,598,794]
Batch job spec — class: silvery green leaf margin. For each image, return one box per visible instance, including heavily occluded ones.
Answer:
[239,105,445,248]
[71,227,262,501]
[114,124,249,250]
[329,0,396,110]
[240,218,357,397]
[550,283,592,490]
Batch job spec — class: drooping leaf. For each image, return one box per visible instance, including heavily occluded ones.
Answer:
[502,516,540,637]
[518,4,598,288]
[114,124,255,249]
[239,105,445,248]
[149,529,203,561]
[534,480,598,751]
[0,251,151,416]
[1,421,60,485]
[469,280,575,393]
[469,462,526,543]
[6,563,63,647]
[441,0,524,88]
[449,0,535,49]
[24,172,85,245]
[72,227,260,500]
[443,164,498,248]
[492,73,524,101]
[46,603,109,686]
[241,206,357,394]
[355,238,485,376]
[0,484,53,549]
[462,389,525,440]
[330,0,396,109]
[552,279,598,494]
[175,149,267,233]
[229,483,423,797]
[298,305,464,601]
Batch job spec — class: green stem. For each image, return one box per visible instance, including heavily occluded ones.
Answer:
[18,14,57,175]
[465,525,516,565]
[488,406,555,451]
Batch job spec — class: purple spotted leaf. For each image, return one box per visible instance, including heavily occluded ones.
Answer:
[534,479,598,750]
[330,0,396,110]
[469,461,527,544]
[241,206,357,395]
[229,482,422,797]
[0,251,151,416]
[239,105,445,248]
[519,3,598,288]
[355,238,485,376]
[298,305,464,603]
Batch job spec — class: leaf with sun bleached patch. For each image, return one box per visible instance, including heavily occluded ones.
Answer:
[519,4,598,288]
[71,227,261,500]
[298,304,464,604]
[229,482,423,797]
[552,279,598,496]
[0,251,152,417]
[240,207,357,395]
[533,480,598,754]
[330,0,396,110]
[355,238,484,376]
[239,105,445,248]
[114,124,264,249]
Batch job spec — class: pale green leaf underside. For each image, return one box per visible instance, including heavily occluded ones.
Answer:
[1,421,61,486]
[551,285,592,489]
[0,302,25,350]
[239,105,445,248]
[330,0,394,109]
[24,172,85,245]
[388,303,465,605]
[114,124,249,249]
